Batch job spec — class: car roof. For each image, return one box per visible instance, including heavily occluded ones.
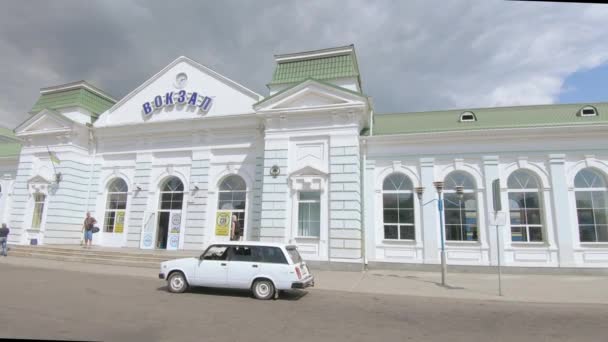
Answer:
[206,241,295,248]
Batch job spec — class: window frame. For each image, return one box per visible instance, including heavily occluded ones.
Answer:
[382,172,416,241]
[443,171,479,242]
[30,192,46,230]
[297,191,321,238]
[507,170,545,243]
[217,175,248,239]
[574,168,608,243]
[103,178,128,233]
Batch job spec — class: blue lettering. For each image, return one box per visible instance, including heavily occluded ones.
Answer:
[200,96,212,111]
[154,95,163,108]
[165,92,174,105]
[143,102,152,115]
[177,90,186,103]
[188,92,198,106]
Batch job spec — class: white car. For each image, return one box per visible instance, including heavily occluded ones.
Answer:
[159,242,314,300]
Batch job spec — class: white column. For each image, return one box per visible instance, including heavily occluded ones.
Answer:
[420,158,439,264]
[548,154,575,267]
[482,156,500,265]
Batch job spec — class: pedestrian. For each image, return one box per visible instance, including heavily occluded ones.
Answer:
[230,214,242,241]
[0,223,9,256]
[82,212,97,248]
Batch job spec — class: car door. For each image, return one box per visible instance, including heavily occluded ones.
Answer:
[260,246,290,289]
[226,246,263,289]
[194,245,229,287]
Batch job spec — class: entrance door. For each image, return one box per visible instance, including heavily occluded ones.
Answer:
[156,211,170,249]
[194,245,229,287]
[156,177,184,250]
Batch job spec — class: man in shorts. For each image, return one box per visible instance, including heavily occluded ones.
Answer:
[82,212,97,248]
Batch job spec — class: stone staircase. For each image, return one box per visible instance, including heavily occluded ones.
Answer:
[8,244,201,269]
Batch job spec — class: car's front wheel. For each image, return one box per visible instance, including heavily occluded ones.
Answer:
[252,279,275,300]
[167,272,188,293]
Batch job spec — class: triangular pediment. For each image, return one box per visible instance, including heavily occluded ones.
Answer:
[255,79,367,113]
[94,56,263,128]
[28,174,52,185]
[15,109,74,136]
[289,165,328,178]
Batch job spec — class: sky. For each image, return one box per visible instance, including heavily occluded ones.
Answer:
[1,0,608,129]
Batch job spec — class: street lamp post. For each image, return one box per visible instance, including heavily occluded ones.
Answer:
[433,181,447,286]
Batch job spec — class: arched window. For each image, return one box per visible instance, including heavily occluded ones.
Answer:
[104,178,128,233]
[574,168,608,242]
[160,177,184,210]
[508,170,544,242]
[443,171,478,241]
[218,175,247,239]
[382,173,415,240]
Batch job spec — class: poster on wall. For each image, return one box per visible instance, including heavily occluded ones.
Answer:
[114,211,125,233]
[167,212,182,250]
[140,212,156,250]
[215,212,231,236]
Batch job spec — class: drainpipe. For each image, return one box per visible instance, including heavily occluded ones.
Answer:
[361,138,367,271]
[84,126,97,213]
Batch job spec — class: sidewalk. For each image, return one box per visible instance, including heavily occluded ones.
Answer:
[1,256,607,305]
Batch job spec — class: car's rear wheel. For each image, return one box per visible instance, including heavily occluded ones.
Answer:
[167,272,188,293]
[252,279,275,300]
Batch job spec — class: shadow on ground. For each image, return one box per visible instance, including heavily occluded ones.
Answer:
[156,285,309,301]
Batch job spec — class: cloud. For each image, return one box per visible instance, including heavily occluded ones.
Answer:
[1,0,608,128]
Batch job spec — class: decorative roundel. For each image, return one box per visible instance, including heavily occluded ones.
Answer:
[175,72,188,89]
[143,234,153,247]
[269,165,280,178]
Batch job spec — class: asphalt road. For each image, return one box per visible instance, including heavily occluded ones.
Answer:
[0,263,607,342]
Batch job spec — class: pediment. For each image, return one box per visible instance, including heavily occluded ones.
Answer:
[255,79,367,113]
[274,90,349,109]
[95,56,262,128]
[28,175,52,185]
[289,165,328,178]
[15,109,73,136]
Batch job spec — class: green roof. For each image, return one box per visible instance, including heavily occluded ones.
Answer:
[30,82,115,118]
[0,142,21,158]
[373,103,608,136]
[270,53,359,86]
[0,127,21,158]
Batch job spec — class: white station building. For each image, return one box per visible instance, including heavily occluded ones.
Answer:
[2,45,608,270]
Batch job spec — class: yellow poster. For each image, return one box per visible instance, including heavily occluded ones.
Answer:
[215,212,231,236]
[114,211,125,233]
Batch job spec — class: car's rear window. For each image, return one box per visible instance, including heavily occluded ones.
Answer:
[286,246,302,264]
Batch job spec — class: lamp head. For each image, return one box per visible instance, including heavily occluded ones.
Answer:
[414,186,425,200]
[433,181,444,194]
[455,185,465,199]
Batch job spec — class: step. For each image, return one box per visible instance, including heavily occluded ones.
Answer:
[9,252,161,269]
[8,247,180,262]
[8,249,173,263]
[11,245,199,259]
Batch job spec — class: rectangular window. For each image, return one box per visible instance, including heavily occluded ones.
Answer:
[31,193,46,230]
[443,193,478,241]
[298,192,321,237]
[202,245,229,260]
[509,192,543,242]
[261,246,288,264]
[383,192,415,240]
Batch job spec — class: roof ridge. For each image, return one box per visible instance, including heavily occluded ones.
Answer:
[378,101,608,116]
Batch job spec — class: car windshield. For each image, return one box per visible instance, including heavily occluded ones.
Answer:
[286,246,302,264]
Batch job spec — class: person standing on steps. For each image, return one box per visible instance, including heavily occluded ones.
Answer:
[0,223,9,256]
[82,212,97,248]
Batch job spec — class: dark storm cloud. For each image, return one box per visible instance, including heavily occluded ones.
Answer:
[1,0,607,128]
